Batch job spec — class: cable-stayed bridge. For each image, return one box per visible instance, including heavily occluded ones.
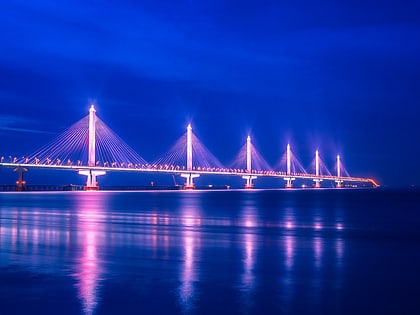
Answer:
[0,105,379,190]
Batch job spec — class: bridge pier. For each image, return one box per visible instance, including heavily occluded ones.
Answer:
[335,180,343,188]
[284,177,295,188]
[14,167,27,191]
[181,173,200,190]
[242,175,257,189]
[79,169,106,190]
[313,178,322,188]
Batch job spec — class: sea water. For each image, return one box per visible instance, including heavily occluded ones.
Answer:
[0,189,419,314]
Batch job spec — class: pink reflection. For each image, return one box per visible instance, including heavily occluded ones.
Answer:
[239,202,258,311]
[33,228,39,248]
[241,232,256,291]
[283,209,296,231]
[73,193,106,315]
[184,217,195,227]
[66,230,70,247]
[245,219,256,228]
[334,238,344,289]
[178,196,201,314]
[336,238,344,262]
[152,227,158,252]
[183,216,202,227]
[179,230,197,314]
[11,226,17,251]
[313,237,323,268]
[77,230,100,315]
[284,235,294,269]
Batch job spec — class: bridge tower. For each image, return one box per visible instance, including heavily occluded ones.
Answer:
[181,124,199,190]
[335,155,343,188]
[313,150,322,188]
[284,144,295,188]
[242,136,257,189]
[78,105,106,190]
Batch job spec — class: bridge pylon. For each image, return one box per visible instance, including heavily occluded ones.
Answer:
[335,155,343,188]
[181,124,199,189]
[284,144,295,188]
[242,136,257,189]
[313,150,322,188]
[79,105,105,190]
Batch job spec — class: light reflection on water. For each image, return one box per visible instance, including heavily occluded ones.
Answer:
[179,229,197,314]
[240,230,256,313]
[72,193,107,315]
[284,235,294,270]
[178,193,202,314]
[2,190,415,314]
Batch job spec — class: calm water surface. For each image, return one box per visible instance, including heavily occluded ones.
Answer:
[0,189,419,314]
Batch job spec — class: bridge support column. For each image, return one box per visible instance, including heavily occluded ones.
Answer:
[181,173,200,190]
[79,170,106,190]
[242,175,257,189]
[335,180,343,188]
[14,167,27,191]
[313,178,322,188]
[284,177,295,188]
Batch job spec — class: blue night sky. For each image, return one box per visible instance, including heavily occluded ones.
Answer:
[0,0,419,186]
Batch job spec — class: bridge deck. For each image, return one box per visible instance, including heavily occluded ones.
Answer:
[0,162,379,187]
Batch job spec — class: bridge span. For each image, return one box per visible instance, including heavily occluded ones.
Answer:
[0,105,379,190]
[0,161,379,190]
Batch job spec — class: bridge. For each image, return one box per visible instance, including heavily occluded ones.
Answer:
[0,105,379,190]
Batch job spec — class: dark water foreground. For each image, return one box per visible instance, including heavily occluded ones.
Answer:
[0,189,419,315]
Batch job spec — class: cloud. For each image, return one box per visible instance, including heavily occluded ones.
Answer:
[0,115,54,134]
